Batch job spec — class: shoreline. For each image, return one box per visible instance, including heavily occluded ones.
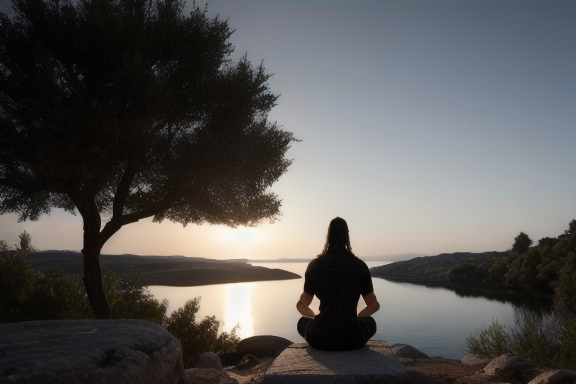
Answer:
[26,251,302,287]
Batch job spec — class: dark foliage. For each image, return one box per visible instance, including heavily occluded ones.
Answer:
[0,245,237,367]
[447,220,576,302]
[0,251,167,323]
[164,298,240,368]
[0,0,295,318]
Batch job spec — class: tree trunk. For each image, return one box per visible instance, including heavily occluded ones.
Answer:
[75,193,112,320]
[70,185,134,319]
[82,245,111,319]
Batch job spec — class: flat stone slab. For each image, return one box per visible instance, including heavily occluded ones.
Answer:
[0,319,184,384]
[263,340,409,384]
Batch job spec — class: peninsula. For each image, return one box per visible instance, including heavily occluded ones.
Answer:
[26,251,301,287]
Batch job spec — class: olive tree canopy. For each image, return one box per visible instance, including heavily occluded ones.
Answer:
[0,0,295,318]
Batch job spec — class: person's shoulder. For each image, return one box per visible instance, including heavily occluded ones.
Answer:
[351,256,369,269]
[306,257,320,270]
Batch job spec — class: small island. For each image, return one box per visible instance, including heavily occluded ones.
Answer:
[27,251,301,287]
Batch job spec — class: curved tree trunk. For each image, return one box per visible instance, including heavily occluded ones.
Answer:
[82,246,111,319]
[75,193,113,319]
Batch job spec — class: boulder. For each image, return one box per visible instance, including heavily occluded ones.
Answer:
[237,335,293,358]
[196,352,223,370]
[236,354,260,370]
[0,319,183,384]
[480,353,536,381]
[183,368,238,384]
[528,369,576,384]
[390,344,429,359]
[461,353,491,366]
[263,340,409,384]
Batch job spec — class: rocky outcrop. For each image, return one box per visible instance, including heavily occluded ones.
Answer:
[259,343,576,384]
[479,353,537,382]
[197,352,224,370]
[184,368,238,384]
[461,353,491,366]
[235,355,260,370]
[185,352,238,384]
[263,340,409,384]
[391,343,429,359]
[0,319,183,384]
[528,369,576,384]
[237,335,293,358]
[4,322,574,384]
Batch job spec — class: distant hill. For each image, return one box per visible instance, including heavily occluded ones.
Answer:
[362,254,424,262]
[250,258,313,263]
[250,254,422,263]
[26,251,301,287]
[370,252,505,286]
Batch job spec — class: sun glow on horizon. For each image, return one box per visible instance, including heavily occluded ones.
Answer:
[218,226,262,244]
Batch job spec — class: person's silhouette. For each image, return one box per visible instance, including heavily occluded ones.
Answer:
[296,217,380,350]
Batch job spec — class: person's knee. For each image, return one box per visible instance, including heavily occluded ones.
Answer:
[360,316,377,337]
[297,317,312,338]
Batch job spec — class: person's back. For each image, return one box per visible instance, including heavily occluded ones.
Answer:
[296,217,380,351]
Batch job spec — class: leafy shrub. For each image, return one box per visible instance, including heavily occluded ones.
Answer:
[164,298,240,368]
[29,269,93,320]
[466,319,512,357]
[511,308,563,368]
[0,252,39,322]
[467,307,576,369]
[102,268,167,325]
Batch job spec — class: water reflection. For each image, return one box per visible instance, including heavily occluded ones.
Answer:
[148,261,517,359]
[225,283,254,339]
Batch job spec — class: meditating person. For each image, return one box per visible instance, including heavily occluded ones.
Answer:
[296,217,380,350]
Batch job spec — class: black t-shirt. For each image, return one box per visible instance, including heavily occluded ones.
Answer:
[303,251,374,349]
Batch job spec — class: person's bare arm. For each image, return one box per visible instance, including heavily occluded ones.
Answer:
[358,292,380,317]
[296,292,316,318]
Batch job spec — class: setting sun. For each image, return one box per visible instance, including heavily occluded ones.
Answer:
[219,227,262,245]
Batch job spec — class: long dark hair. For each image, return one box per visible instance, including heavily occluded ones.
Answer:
[318,217,354,257]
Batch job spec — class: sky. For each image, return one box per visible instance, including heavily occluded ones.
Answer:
[1,0,575,260]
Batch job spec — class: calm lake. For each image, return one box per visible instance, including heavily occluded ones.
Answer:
[148,261,515,359]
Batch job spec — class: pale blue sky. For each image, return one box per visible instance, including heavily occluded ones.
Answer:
[1,0,575,260]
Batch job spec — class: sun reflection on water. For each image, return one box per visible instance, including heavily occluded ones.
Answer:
[225,283,254,339]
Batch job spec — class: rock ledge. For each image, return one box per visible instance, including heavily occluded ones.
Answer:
[0,319,183,384]
[263,340,408,384]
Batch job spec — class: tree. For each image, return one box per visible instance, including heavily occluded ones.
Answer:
[17,230,35,256]
[0,0,295,318]
[511,232,533,257]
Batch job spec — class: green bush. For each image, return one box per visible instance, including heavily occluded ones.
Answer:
[467,307,576,370]
[29,269,93,320]
[164,298,240,368]
[511,308,563,368]
[466,319,512,357]
[0,252,39,322]
[102,268,167,325]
